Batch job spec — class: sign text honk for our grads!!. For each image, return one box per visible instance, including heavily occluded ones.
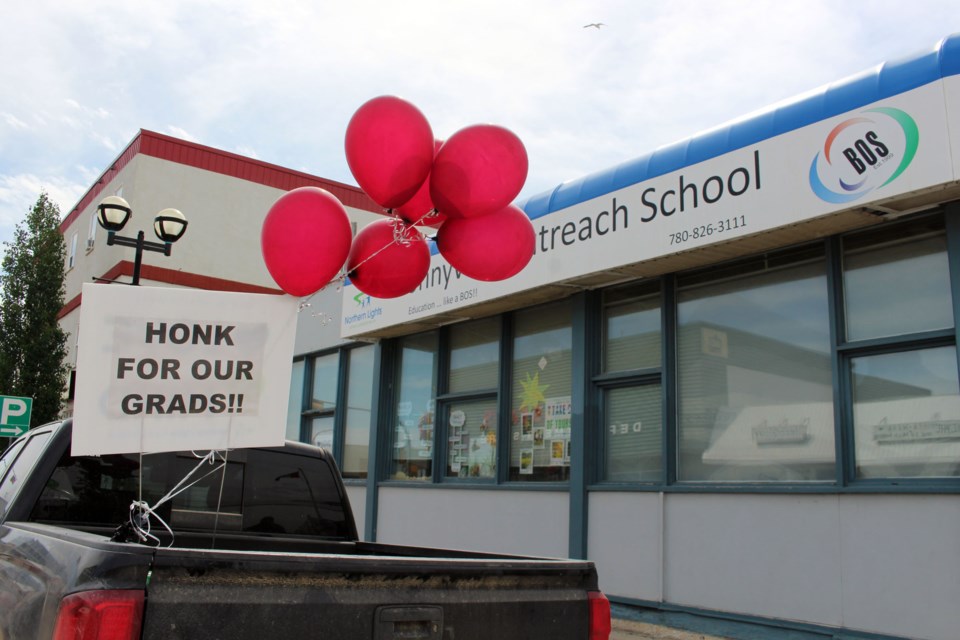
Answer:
[73,284,299,456]
[115,321,253,416]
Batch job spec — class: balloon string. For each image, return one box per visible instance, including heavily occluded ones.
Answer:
[295,208,438,312]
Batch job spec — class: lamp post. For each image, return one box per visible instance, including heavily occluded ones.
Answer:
[96,196,188,286]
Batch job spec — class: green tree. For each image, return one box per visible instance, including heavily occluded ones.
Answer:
[0,191,70,431]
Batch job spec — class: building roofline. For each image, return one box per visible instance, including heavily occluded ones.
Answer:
[58,260,284,319]
[60,129,381,232]
[522,32,960,219]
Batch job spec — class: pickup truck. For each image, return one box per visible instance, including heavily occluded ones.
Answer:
[0,419,610,640]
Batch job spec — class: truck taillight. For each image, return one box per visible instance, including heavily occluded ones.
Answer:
[53,590,145,640]
[588,591,611,640]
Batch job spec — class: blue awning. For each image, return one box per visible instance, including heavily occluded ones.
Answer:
[521,33,960,220]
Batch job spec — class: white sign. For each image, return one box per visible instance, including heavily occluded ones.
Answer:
[342,81,958,337]
[73,284,299,455]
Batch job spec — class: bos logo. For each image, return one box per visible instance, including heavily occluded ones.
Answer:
[809,107,918,204]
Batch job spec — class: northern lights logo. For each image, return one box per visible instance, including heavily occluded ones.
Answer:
[809,107,918,204]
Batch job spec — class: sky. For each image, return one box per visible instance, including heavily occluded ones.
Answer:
[1,0,957,256]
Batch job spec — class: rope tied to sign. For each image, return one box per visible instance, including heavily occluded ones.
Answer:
[112,449,229,547]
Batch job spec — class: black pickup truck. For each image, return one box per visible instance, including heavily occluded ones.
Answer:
[0,419,610,640]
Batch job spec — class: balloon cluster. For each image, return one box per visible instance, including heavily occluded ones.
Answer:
[261,95,536,299]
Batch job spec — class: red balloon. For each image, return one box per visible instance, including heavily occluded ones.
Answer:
[345,96,435,209]
[436,204,535,281]
[430,124,528,219]
[261,187,353,297]
[396,140,446,227]
[347,219,430,298]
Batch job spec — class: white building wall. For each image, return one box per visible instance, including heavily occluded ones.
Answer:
[838,495,960,640]
[663,494,843,626]
[587,492,663,603]
[343,485,367,541]
[59,151,384,373]
[585,492,960,640]
[377,487,569,558]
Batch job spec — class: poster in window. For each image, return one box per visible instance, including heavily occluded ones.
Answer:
[533,427,545,448]
[521,412,534,441]
[519,448,534,474]
[550,439,565,465]
[545,396,572,439]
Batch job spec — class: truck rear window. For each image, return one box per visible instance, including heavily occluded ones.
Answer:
[29,447,352,540]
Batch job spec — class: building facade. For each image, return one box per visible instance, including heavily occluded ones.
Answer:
[326,35,960,640]
[57,129,385,415]
[58,35,960,640]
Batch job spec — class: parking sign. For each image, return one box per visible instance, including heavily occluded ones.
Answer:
[0,395,33,437]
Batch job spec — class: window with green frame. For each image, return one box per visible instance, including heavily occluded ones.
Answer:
[388,301,572,484]
[598,282,662,483]
[391,332,438,481]
[444,317,500,480]
[676,244,835,483]
[377,209,960,491]
[288,344,375,480]
[841,215,960,480]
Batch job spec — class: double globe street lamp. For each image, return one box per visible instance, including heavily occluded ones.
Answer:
[96,196,188,286]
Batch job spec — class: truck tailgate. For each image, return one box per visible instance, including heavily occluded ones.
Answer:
[143,547,594,640]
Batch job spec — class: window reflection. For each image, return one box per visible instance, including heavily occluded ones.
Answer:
[852,347,960,479]
[343,345,374,478]
[604,385,662,482]
[311,353,338,412]
[449,317,499,392]
[603,284,661,373]
[392,332,438,480]
[843,221,951,342]
[446,399,498,479]
[286,360,305,441]
[677,250,836,482]
[510,300,572,482]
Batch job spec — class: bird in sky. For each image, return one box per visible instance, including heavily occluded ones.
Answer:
[583,23,605,29]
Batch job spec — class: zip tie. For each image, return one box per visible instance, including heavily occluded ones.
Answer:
[125,449,228,547]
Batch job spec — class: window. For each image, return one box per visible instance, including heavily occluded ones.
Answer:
[604,283,661,372]
[68,232,78,269]
[288,345,375,480]
[375,211,960,492]
[389,306,571,484]
[444,318,500,480]
[0,438,28,486]
[843,218,950,341]
[342,345,374,478]
[842,216,959,482]
[0,431,52,519]
[851,347,960,479]
[31,448,353,539]
[510,300,573,482]
[88,211,98,250]
[391,332,438,480]
[310,353,339,415]
[677,246,835,482]
[599,282,663,483]
[287,361,305,441]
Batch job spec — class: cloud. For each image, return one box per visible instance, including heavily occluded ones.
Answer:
[0,0,956,256]
[0,174,87,226]
[1,113,29,131]
[166,126,199,143]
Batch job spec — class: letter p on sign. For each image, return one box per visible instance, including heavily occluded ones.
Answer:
[0,395,33,437]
